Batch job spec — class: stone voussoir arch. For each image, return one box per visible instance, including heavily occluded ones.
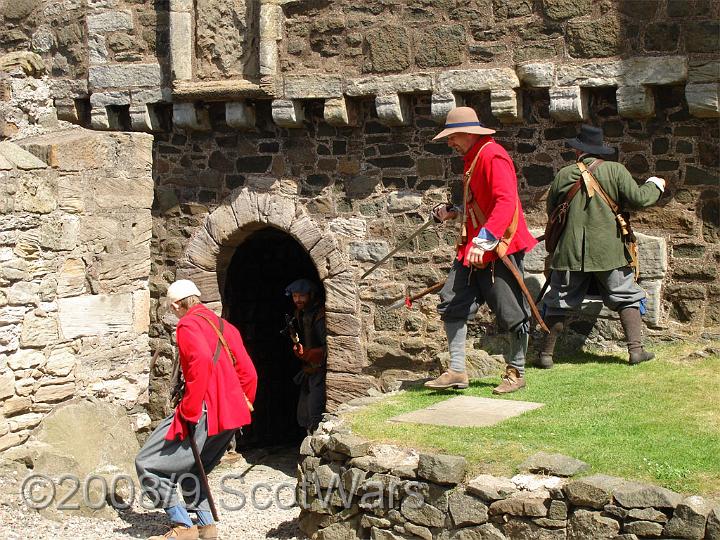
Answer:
[175,186,375,408]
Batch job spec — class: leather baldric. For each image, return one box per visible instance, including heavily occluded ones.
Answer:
[194,312,254,412]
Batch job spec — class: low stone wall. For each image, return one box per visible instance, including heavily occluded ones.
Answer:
[297,414,720,540]
[0,128,154,452]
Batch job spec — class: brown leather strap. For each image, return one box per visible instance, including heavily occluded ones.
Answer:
[558,159,604,211]
[499,255,550,334]
[194,312,254,412]
[459,141,493,245]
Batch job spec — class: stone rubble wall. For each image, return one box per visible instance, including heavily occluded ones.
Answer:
[297,412,720,540]
[151,89,718,396]
[0,129,154,452]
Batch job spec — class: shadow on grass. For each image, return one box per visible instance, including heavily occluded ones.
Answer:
[542,349,628,366]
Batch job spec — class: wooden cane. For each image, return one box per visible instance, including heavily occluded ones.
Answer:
[186,422,219,522]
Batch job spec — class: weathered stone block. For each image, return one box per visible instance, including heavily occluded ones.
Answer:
[272,99,305,128]
[664,495,712,538]
[285,75,343,99]
[20,312,58,347]
[636,233,667,279]
[58,294,133,339]
[349,241,389,263]
[490,89,522,123]
[542,0,591,20]
[87,11,133,33]
[566,17,622,58]
[324,97,358,127]
[517,63,555,87]
[431,92,463,123]
[616,86,654,119]
[489,492,550,517]
[686,83,720,118]
[326,335,366,374]
[89,64,162,89]
[415,25,465,68]
[324,273,358,315]
[400,497,445,528]
[417,453,466,485]
[568,509,620,539]
[564,475,627,509]
[365,26,411,73]
[437,68,520,93]
[169,10,193,80]
[375,94,411,127]
[173,102,211,131]
[613,481,682,509]
[448,490,489,526]
[549,86,588,122]
[519,452,589,477]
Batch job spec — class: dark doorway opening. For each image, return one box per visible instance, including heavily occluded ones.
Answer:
[223,226,323,449]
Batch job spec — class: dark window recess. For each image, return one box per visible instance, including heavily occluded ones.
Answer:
[106,105,132,131]
[224,227,323,449]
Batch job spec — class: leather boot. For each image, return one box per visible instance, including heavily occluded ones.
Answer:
[148,525,199,540]
[424,370,469,389]
[536,315,566,369]
[198,524,218,540]
[492,366,526,394]
[619,307,654,365]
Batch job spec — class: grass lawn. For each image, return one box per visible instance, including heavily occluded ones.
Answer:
[348,339,720,497]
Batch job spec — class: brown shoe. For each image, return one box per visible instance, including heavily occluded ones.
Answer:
[198,524,218,540]
[424,370,469,389]
[492,367,526,394]
[148,525,199,540]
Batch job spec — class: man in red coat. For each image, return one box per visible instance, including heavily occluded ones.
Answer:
[425,107,537,394]
[136,279,257,540]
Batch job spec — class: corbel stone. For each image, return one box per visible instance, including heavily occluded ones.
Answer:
[173,102,211,131]
[431,92,464,123]
[226,101,256,129]
[271,99,304,128]
[616,86,655,119]
[324,97,358,127]
[686,83,720,118]
[549,86,588,122]
[517,63,555,88]
[490,89,523,123]
[54,99,80,123]
[90,107,110,130]
[130,104,162,132]
[375,93,411,126]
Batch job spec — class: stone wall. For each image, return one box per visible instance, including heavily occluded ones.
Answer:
[151,87,718,397]
[298,412,720,540]
[0,129,154,452]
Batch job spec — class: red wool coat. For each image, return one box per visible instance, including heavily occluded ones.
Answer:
[457,136,537,266]
[165,304,258,441]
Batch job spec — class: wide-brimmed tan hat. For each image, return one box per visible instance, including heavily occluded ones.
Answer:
[433,107,496,140]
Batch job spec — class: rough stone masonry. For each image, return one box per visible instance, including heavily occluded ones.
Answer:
[0,0,718,452]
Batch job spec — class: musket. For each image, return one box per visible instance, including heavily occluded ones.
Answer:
[361,203,451,279]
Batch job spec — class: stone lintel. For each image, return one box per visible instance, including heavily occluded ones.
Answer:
[226,101,256,129]
[172,79,268,101]
[549,86,588,122]
[517,63,555,88]
[437,68,520,93]
[375,94,411,127]
[616,86,655,119]
[622,56,687,86]
[686,83,720,118]
[490,89,523,123]
[324,97,358,127]
[89,64,162,91]
[345,73,433,97]
[169,10,193,81]
[271,99,305,128]
[90,91,130,108]
[173,102,211,131]
[431,92,464,123]
[284,75,343,99]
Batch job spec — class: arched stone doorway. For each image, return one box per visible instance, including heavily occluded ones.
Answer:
[175,186,375,447]
[223,226,322,447]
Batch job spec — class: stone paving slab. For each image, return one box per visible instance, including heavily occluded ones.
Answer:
[388,395,544,427]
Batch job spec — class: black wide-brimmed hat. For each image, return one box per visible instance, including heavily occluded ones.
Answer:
[565,125,614,155]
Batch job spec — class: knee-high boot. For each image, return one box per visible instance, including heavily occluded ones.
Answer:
[619,307,654,365]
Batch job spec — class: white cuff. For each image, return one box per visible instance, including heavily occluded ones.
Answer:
[472,236,499,251]
[645,176,665,192]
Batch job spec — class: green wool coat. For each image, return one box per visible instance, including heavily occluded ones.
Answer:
[547,157,662,272]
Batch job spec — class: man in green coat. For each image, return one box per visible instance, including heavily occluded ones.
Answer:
[538,125,665,368]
